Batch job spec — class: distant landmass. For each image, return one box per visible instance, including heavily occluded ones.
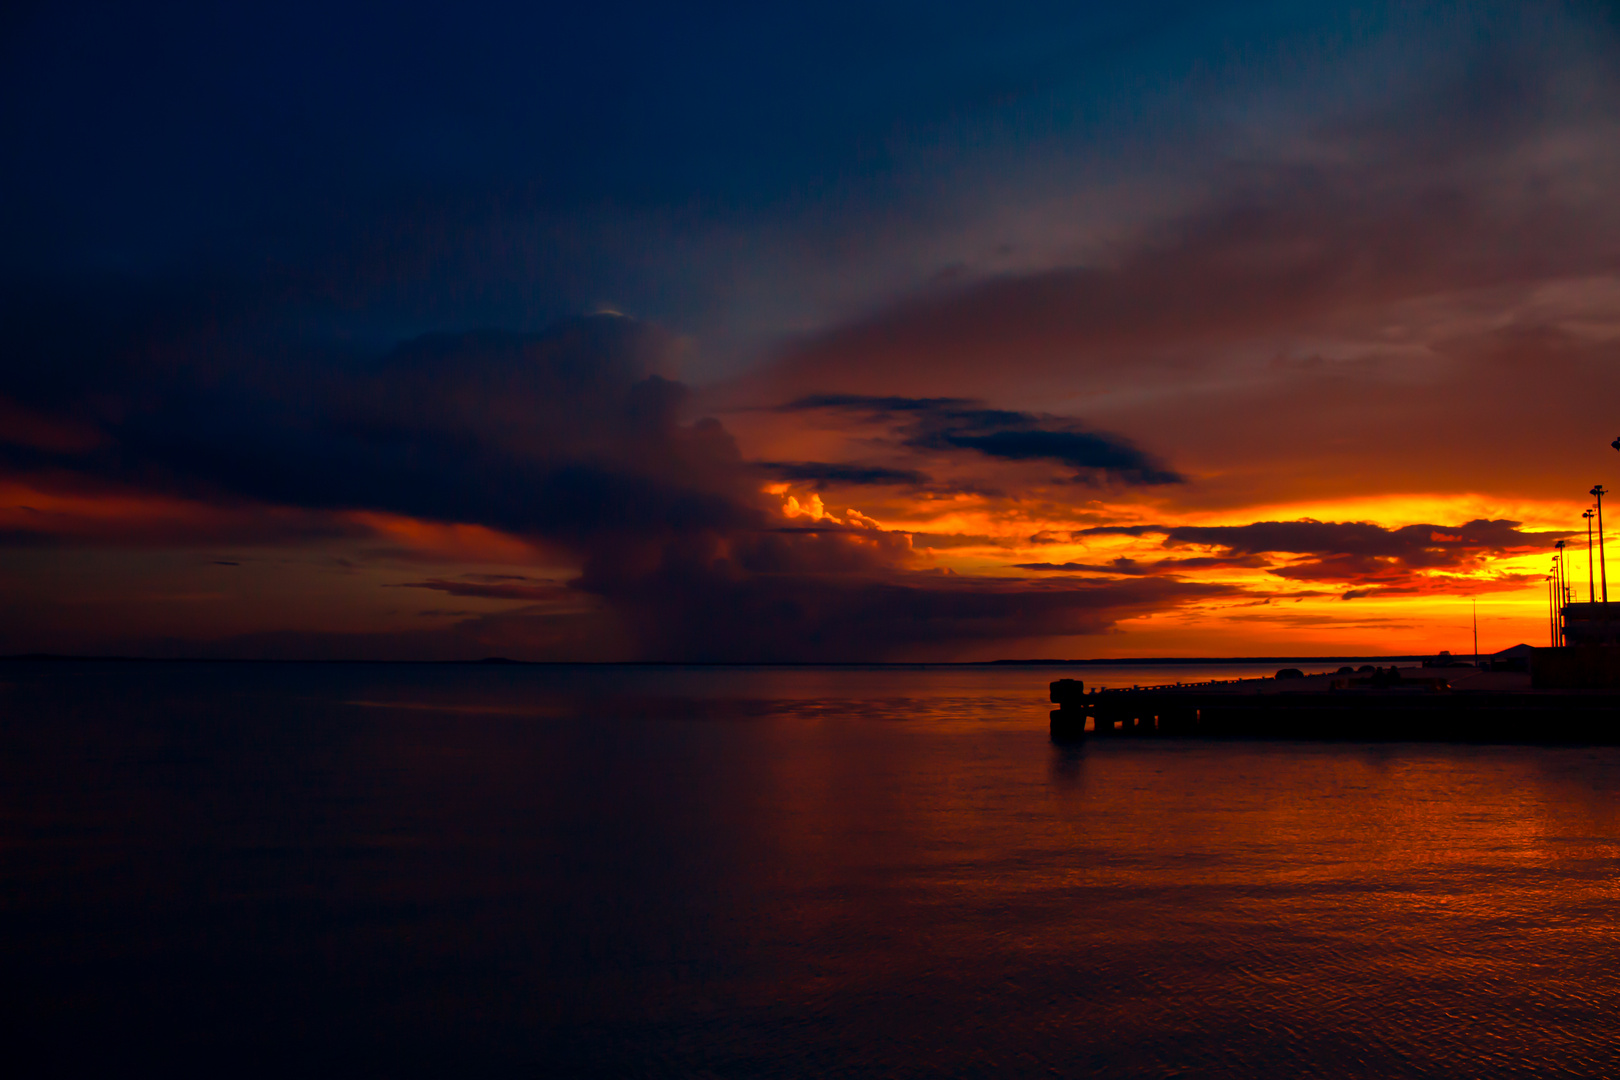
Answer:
[991,645,1535,665]
[3,651,1528,666]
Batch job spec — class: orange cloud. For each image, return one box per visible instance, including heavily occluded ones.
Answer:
[0,476,349,547]
[344,511,541,564]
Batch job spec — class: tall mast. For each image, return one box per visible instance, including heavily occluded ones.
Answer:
[1585,508,1597,604]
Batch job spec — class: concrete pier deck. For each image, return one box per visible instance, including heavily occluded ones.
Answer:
[1049,667,1620,744]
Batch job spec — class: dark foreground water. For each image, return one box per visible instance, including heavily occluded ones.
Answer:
[4,661,1620,1078]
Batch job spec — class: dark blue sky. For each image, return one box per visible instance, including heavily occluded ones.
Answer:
[5,1,1524,370]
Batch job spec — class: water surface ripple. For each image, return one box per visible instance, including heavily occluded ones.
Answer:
[3,661,1619,1077]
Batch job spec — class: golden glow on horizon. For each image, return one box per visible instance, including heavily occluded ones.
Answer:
[2,461,1599,658]
[764,483,1597,655]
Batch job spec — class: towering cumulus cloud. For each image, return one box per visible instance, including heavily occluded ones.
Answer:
[0,316,1222,659]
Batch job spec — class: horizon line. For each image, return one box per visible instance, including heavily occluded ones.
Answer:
[0,652,1523,666]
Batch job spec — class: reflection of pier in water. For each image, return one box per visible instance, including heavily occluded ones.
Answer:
[1049,654,1620,744]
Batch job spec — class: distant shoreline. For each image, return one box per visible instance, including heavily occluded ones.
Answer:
[0,654,1444,666]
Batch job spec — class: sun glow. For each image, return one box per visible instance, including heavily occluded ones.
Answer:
[758,479,1589,655]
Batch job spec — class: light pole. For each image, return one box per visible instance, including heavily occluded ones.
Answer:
[1594,485,1609,604]
[1585,508,1597,603]
[1554,555,1564,645]
[1548,573,1557,647]
[1559,539,1574,628]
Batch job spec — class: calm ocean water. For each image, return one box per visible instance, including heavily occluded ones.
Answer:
[3,660,1619,1077]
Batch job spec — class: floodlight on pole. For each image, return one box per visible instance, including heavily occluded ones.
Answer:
[1594,485,1609,604]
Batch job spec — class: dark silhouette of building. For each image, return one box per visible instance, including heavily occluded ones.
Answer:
[1561,603,1620,646]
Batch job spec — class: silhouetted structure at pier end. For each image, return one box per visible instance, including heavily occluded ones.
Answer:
[1560,604,1620,647]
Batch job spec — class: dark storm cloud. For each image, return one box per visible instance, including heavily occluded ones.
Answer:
[3,314,1209,658]
[778,394,1182,485]
[0,317,771,552]
[1077,519,1571,585]
[1015,555,1269,575]
[3,317,757,541]
[572,567,1236,662]
[1173,519,1565,560]
[907,532,1002,550]
[389,579,573,603]
[128,573,1234,663]
[756,461,930,486]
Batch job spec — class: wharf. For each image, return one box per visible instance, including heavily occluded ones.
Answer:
[1048,667,1620,744]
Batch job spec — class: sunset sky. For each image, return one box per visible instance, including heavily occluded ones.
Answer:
[4,1,1620,660]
